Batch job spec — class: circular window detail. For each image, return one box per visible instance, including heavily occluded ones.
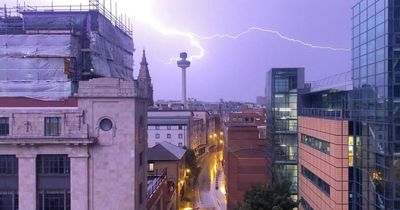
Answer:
[99,118,113,131]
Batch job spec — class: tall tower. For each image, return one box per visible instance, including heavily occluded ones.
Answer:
[177,52,191,109]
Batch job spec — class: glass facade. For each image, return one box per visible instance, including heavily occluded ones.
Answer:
[351,0,400,209]
[266,68,305,195]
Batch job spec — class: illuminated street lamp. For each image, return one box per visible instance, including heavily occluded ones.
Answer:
[213,133,217,138]
[220,131,223,136]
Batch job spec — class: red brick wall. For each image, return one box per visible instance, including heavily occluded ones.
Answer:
[224,125,268,209]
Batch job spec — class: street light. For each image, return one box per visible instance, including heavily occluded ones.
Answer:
[220,131,223,136]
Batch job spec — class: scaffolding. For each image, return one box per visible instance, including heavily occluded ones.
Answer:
[0,0,135,100]
[0,0,133,36]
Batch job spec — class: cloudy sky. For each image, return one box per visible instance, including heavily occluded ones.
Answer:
[6,0,358,102]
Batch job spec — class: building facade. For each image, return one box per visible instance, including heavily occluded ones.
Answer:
[297,89,351,210]
[147,111,205,154]
[147,142,188,210]
[265,68,305,197]
[0,78,150,210]
[351,0,400,209]
[0,3,151,210]
[224,113,268,209]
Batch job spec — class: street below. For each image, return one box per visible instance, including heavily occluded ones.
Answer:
[195,147,226,210]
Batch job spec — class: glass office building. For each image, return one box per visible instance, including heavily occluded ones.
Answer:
[266,68,305,197]
[351,0,400,209]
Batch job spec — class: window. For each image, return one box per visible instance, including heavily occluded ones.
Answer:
[155,134,160,139]
[148,163,154,172]
[36,155,70,175]
[44,117,61,136]
[0,155,18,175]
[139,183,143,204]
[155,125,160,130]
[301,134,330,154]
[0,118,9,136]
[300,198,314,210]
[38,190,70,210]
[301,165,330,196]
[178,126,183,130]
[167,134,171,139]
[0,191,18,210]
[99,118,113,131]
[178,134,183,139]
[178,142,183,147]
[167,126,171,130]
[139,152,143,166]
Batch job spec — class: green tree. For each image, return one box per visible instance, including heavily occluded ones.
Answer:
[185,149,200,183]
[235,181,297,210]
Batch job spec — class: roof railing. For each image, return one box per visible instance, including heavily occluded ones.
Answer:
[1,0,133,36]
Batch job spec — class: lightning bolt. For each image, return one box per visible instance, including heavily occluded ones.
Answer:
[193,27,350,52]
[128,1,349,64]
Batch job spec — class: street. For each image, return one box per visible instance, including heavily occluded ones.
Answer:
[195,148,227,210]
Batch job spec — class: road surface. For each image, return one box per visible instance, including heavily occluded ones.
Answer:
[195,149,227,210]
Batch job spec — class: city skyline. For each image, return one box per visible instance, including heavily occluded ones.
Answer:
[8,0,357,102]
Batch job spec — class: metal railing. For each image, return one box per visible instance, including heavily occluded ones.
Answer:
[1,0,133,36]
[300,108,349,119]
[147,169,167,200]
[308,70,353,92]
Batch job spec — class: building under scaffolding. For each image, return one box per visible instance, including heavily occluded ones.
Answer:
[0,1,134,100]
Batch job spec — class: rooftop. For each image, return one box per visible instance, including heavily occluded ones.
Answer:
[0,1,132,36]
[148,141,187,161]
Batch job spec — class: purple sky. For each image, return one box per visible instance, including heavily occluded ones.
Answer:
[8,0,358,102]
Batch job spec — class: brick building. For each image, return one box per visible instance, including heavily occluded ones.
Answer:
[223,112,268,209]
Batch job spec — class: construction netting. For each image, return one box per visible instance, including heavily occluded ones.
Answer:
[0,10,134,100]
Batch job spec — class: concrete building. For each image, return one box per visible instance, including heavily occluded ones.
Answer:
[0,3,151,210]
[265,68,305,198]
[147,111,205,154]
[147,142,188,210]
[223,112,268,209]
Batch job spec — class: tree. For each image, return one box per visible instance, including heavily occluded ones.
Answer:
[235,181,298,210]
[185,149,201,183]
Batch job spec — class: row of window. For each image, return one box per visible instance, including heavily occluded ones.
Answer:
[154,125,183,130]
[301,165,330,196]
[0,117,61,136]
[0,190,70,210]
[155,133,183,139]
[301,134,330,154]
[0,155,70,176]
